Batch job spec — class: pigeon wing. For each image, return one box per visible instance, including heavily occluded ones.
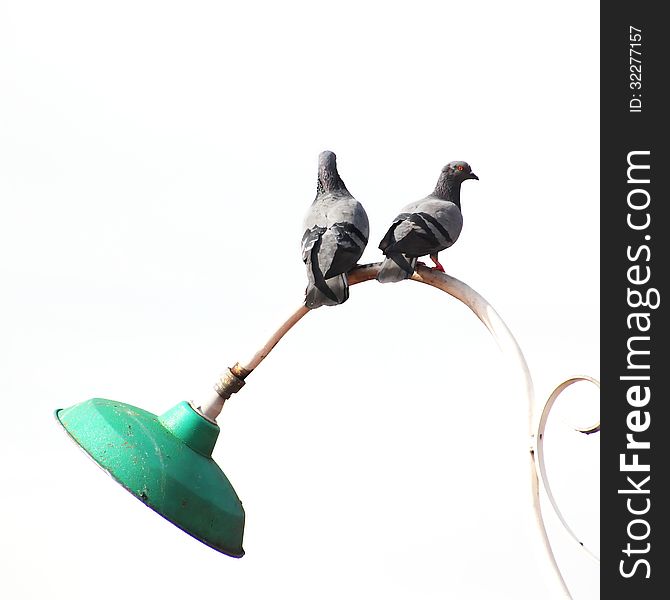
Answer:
[382,200,461,257]
[324,220,368,277]
[378,212,411,252]
[302,196,369,278]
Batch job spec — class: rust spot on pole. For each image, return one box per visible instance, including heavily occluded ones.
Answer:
[214,366,248,401]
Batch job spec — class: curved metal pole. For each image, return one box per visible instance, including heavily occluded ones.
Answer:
[404,265,572,598]
[197,262,577,598]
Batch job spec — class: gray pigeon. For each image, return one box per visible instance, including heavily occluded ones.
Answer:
[302,151,370,308]
[377,161,478,283]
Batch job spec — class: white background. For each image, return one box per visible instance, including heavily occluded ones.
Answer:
[1,1,599,598]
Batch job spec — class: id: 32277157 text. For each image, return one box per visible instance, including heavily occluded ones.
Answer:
[629,26,643,113]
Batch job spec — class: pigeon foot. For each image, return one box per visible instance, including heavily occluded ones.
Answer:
[429,255,445,272]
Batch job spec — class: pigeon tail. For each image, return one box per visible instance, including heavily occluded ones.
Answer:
[304,239,349,308]
[305,273,349,308]
[377,254,417,284]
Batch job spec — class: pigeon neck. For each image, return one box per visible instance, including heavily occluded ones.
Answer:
[434,176,462,208]
[317,169,347,196]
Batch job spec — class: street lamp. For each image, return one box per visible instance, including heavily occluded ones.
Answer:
[56,262,599,598]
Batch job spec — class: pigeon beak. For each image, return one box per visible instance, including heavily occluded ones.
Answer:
[468,172,479,180]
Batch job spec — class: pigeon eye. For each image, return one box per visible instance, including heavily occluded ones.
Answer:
[456,165,464,171]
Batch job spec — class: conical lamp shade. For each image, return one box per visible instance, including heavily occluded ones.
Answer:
[56,398,245,557]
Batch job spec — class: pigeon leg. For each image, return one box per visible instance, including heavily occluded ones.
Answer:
[429,254,445,273]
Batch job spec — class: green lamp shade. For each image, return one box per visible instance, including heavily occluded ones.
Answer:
[56,398,245,557]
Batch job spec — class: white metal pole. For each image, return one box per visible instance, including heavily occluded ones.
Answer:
[197,262,600,598]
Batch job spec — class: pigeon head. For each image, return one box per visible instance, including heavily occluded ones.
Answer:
[317,150,347,195]
[442,161,479,182]
[434,160,478,202]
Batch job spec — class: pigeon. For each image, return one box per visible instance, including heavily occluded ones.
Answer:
[377,161,478,283]
[302,151,370,308]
